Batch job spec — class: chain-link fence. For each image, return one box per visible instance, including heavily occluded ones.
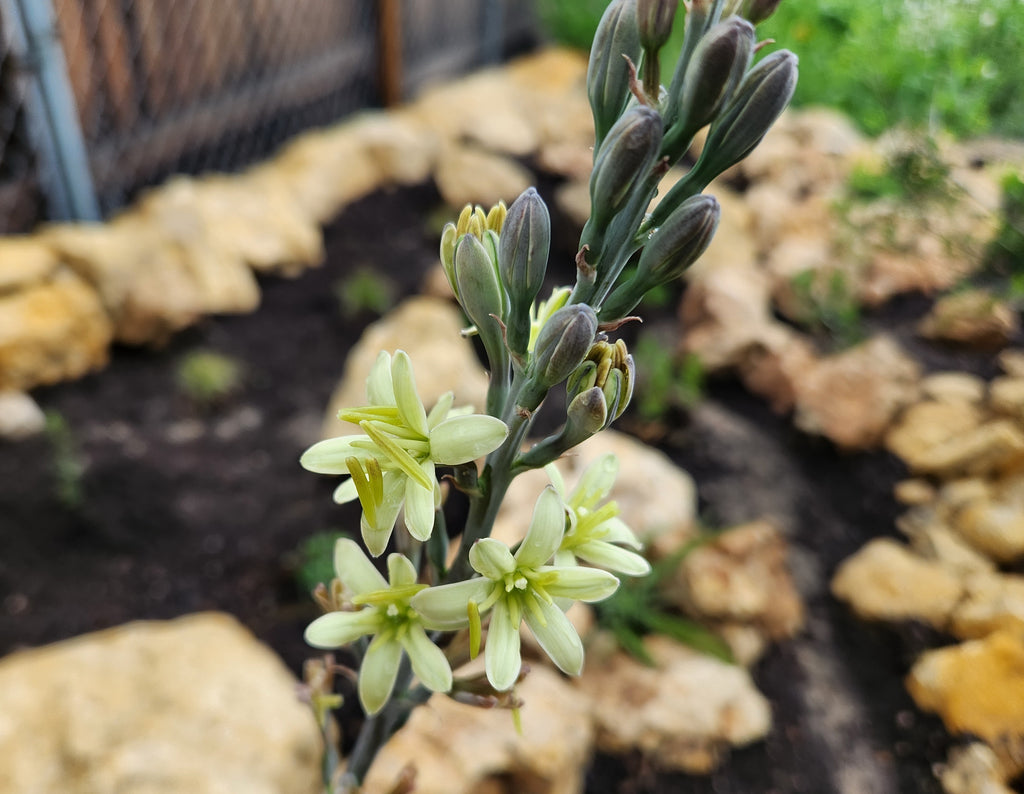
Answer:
[0,0,538,235]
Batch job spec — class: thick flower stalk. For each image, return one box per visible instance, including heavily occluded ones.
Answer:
[412,487,620,691]
[301,350,508,555]
[305,539,453,714]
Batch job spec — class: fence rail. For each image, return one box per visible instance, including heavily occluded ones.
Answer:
[0,0,537,235]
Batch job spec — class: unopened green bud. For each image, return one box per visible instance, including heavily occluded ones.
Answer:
[443,201,507,301]
[455,233,505,333]
[564,387,608,443]
[530,304,599,393]
[567,339,635,425]
[587,0,641,148]
[440,223,459,299]
[730,0,782,24]
[637,194,720,283]
[637,0,678,52]
[676,18,755,140]
[696,50,798,181]
[590,106,664,229]
[500,188,551,355]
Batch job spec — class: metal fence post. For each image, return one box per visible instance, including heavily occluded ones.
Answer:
[3,0,100,222]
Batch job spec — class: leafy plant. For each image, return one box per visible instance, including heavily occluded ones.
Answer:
[847,135,952,204]
[789,268,864,350]
[294,531,345,595]
[335,269,396,319]
[593,537,733,665]
[634,334,705,420]
[987,172,1024,292]
[44,410,84,509]
[175,349,244,406]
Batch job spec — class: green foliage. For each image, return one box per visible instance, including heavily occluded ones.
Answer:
[44,411,84,509]
[294,531,344,595]
[633,333,704,420]
[176,349,243,406]
[789,269,865,350]
[593,537,734,664]
[759,0,1024,137]
[335,269,396,319]
[987,172,1024,291]
[846,136,952,204]
[538,0,1024,138]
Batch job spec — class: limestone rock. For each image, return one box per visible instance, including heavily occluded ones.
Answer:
[0,268,112,390]
[0,391,46,440]
[989,376,1024,423]
[554,178,591,228]
[922,372,988,405]
[949,573,1024,640]
[266,127,383,224]
[998,349,1024,378]
[886,401,1024,478]
[951,497,1024,564]
[322,297,489,439]
[907,630,1024,777]
[576,634,771,774]
[940,742,1018,794]
[342,110,438,186]
[666,520,805,641]
[830,538,963,628]
[792,335,922,450]
[0,613,322,794]
[434,144,533,209]
[894,479,937,506]
[897,508,996,576]
[361,666,593,794]
[917,289,1020,349]
[0,236,60,291]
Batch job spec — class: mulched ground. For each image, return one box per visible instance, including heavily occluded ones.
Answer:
[1,178,1009,793]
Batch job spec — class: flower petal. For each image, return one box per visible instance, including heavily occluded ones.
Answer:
[523,597,584,676]
[515,487,567,568]
[332,477,358,504]
[400,624,453,693]
[427,391,455,429]
[334,538,388,593]
[387,553,419,588]
[544,565,620,601]
[569,453,618,510]
[366,351,395,405]
[469,538,517,580]
[300,436,372,474]
[404,464,437,541]
[358,634,403,715]
[485,598,522,691]
[575,541,651,576]
[598,516,643,549]
[305,609,380,648]
[429,414,508,464]
[544,462,567,499]
[412,579,491,630]
[391,350,429,437]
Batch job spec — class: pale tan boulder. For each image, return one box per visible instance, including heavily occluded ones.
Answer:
[792,335,922,450]
[0,268,112,390]
[360,666,593,794]
[0,613,322,794]
[921,372,988,406]
[907,630,1024,780]
[940,742,1018,794]
[0,235,60,291]
[997,349,1024,377]
[434,144,533,209]
[989,376,1024,423]
[576,635,771,774]
[0,390,47,439]
[949,572,1024,640]
[917,289,1020,349]
[831,538,963,629]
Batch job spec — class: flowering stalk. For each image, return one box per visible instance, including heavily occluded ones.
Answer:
[297,0,796,787]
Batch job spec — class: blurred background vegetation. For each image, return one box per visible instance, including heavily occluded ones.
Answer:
[536,0,1024,139]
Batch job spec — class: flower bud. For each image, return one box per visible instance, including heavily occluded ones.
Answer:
[740,0,782,24]
[696,50,798,181]
[455,233,505,333]
[590,106,664,229]
[440,222,459,300]
[587,0,642,148]
[530,304,599,392]
[500,188,551,355]
[637,194,720,283]
[565,387,608,442]
[676,18,755,140]
[637,0,678,52]
[568,339,635,425]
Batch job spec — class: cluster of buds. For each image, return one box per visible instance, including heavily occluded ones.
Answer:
[299,0,797,786]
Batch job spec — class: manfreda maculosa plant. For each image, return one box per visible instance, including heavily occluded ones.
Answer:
[298,0,796,789]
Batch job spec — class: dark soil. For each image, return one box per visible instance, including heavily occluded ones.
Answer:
[0,180,1011,793]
